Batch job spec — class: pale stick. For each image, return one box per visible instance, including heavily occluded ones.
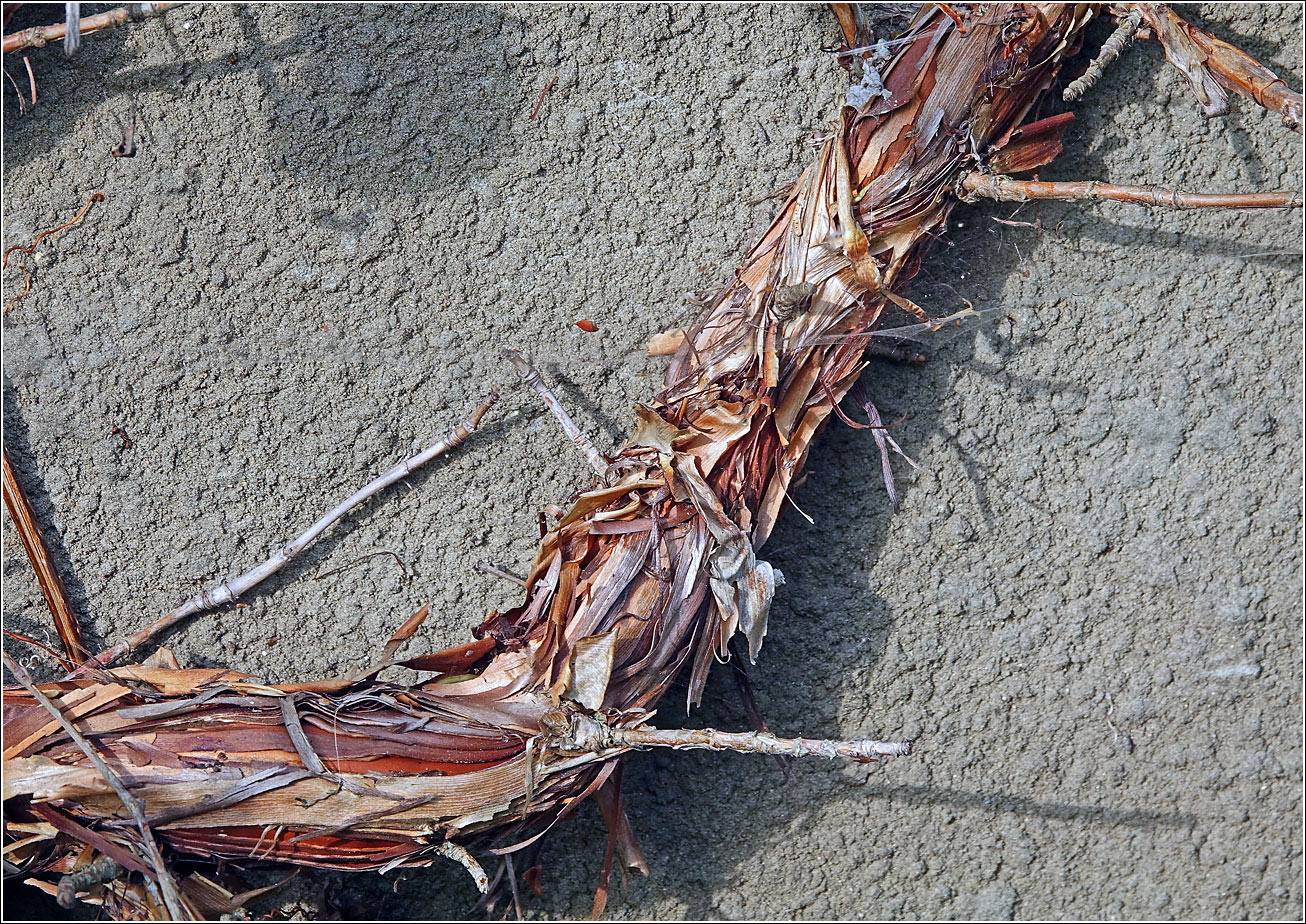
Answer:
[72,390,499,675]
[549,711,913,763]
[504,349,608,477]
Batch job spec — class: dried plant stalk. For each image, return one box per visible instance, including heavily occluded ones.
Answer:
[3,3,1300,919]
[3,446,85,665]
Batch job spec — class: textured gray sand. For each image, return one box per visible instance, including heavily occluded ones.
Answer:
[2,3,1302,920]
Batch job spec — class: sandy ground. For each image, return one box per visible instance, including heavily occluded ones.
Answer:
[2,3,1302,920]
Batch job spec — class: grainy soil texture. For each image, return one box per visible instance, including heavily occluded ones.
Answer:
[2,3,1302,920]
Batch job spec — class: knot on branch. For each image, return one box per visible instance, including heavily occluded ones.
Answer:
[542,708,623,753]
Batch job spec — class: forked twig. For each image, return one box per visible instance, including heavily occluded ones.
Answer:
[2,651,190,920]
[73,390,499,674]
[960,171,1303,209]
[504,349,608,477]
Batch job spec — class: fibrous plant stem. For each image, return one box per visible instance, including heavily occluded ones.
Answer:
[550,712,913,763]
[2,651,190,920]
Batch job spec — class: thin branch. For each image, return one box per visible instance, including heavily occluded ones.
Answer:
[549,712,912,763]
[2,651,191,920]
[2,3,174,55]
[504,349,608,477]
[3,446,86,661]
[959,171,1303,209]
[1063,9,1142,102]
[474,559,528,587]
[72,389,499,675]
[437,841,489,894]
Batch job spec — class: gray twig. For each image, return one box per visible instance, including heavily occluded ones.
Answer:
[473,559,528,587]
[1063,10,1143,102]
[504,349,608,477]
[73,389,499,675]
[547,710,912,763]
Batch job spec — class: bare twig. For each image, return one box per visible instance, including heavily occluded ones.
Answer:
[504,350,608,477]
[2,651,191,920]
[474,560,528,587]
[2,3,174,55]
[548,711,912,763]
[72,390,499,674]
[1063,9,1143,102]
[3,446,86,662]
[437,841,489,894]
[959,171,1303,209]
